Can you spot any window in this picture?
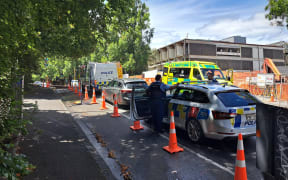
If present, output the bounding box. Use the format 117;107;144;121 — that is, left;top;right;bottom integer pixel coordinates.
126;82;147;89
201;69;225;80
170;68;191;78
216;91;260;107
173;88;209;103
216;47;240;57
113;81;120;87
192;90;210;103
163;67;168;75
108;81;115;87
117;82;123;88
173;88;194;100
193;69;201;80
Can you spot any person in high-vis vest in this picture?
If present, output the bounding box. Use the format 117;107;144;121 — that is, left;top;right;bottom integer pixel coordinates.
146;74;178;133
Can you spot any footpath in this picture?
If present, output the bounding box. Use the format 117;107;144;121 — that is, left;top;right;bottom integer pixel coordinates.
20;87;115;180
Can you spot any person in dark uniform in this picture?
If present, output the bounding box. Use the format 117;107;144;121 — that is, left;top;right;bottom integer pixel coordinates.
207;71;218;84
146;74;178;133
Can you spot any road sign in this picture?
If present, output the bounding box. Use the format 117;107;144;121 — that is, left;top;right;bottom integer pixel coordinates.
257;74;274;87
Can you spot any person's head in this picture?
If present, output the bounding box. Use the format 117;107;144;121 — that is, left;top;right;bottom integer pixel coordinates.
207;71;214;80
155;74;162;82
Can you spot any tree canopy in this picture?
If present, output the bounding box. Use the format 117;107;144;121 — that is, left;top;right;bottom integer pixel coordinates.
265;0;288;28
0;0;153;178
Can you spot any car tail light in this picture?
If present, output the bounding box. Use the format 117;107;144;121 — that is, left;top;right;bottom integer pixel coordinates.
188;107;199;118
212;111;236;120
121;89;132;93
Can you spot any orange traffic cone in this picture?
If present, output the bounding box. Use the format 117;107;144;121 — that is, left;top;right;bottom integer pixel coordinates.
130;120;144;131
234;133;247;180
99;92;108;110
270;87;275;102
68;83;71;90
111;95;120;117
78;84;82;97
91;88;98;104
74;85;78;94
163;111;183;154
84;86;89;100
46;81;50;88
71;84;74;91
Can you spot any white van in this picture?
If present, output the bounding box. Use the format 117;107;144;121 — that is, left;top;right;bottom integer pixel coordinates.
82;62;123;91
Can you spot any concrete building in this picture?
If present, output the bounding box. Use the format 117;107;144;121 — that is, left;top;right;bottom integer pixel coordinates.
149;36;285;71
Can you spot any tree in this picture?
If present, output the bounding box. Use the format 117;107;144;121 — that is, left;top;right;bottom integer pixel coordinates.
265;0;288;27
0;0;141;178
102;0;154;75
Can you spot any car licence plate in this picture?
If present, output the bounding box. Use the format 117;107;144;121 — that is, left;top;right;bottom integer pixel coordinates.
245;114;256;126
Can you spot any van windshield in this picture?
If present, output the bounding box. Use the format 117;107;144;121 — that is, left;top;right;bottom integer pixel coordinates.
201;69;225;80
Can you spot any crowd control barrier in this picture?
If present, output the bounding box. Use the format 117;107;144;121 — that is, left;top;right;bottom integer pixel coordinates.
256;103;288;180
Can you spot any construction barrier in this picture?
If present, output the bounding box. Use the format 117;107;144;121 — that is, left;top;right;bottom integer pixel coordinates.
232;72;288;101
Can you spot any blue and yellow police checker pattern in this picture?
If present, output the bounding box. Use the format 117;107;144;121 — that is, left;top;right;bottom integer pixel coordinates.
168;103;256;128
95;81;109;90
229;106;256;128
168;103;210;121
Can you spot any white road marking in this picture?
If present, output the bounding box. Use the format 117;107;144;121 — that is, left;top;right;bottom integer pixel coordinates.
120;112;235;176
66;97;234;177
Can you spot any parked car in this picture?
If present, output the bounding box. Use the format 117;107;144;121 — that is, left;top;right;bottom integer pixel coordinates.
33;81;46;87
102;78;147;106
33;81;42;86
132;83;260;143
165;83;259;142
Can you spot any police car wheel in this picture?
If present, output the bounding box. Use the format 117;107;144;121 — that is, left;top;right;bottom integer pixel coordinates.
186;119;204;143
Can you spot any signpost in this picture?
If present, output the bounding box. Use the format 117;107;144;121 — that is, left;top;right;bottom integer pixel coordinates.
257;73;274;87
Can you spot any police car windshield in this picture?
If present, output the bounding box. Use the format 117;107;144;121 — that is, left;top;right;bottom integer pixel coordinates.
216;91;259;107
201;69;225;80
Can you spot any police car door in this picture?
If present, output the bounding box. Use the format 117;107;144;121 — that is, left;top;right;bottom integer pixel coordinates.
168;88;193;129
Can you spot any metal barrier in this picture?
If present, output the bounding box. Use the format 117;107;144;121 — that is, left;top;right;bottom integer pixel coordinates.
256;103;288;180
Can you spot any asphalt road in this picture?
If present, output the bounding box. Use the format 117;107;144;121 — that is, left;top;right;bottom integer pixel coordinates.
56;87;263;180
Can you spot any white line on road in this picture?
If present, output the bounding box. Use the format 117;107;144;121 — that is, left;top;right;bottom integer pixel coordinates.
120;112;235;176
75;97;234;177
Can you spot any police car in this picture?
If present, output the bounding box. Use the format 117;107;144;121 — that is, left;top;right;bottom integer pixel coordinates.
165;83;259;143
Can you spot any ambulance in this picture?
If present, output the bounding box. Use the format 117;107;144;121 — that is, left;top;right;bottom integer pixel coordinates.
162;61;233;85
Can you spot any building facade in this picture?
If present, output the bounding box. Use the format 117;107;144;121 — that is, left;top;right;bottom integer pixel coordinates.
149;37;285;71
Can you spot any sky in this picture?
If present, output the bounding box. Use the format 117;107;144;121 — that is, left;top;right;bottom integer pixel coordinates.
145;0;288;49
